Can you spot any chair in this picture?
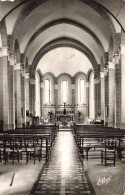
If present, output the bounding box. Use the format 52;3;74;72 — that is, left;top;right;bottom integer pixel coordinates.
3;137;22;165
0;137;4;162
24;136;41;165
101;139;116;166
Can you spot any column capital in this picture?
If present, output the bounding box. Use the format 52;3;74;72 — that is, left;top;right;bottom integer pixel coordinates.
8;55;15;66
94;78;100;84
25;73;29;79
86;82;89;87
40;82;43;88
114;54;120;64
108;61;115;69
104;68;108;76
21;69;26;77
100;72;104;78
120;44;125;55
0;47;8;57
14;63;21;70
30;78;35;85
71;84;75;89
55;84;58;89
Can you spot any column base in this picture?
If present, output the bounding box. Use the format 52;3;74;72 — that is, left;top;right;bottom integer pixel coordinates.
120;123;125;129
108;122;114;127
3;124;9;131
114;123;121;128
8;124;15;130
17;123;22;128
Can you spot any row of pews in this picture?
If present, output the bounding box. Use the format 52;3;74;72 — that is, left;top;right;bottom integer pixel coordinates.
0;124;59;165
72;124;125;162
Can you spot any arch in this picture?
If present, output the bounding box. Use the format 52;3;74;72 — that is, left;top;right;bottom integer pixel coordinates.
57;73;72;83
8;0;124;39
0;20;8;48
36;69;43;82
31;37;98;78
14;38;21;63
24;18;104;55
86;69;93;82
108;36;114;61
43;72;56;83
24;56;29;72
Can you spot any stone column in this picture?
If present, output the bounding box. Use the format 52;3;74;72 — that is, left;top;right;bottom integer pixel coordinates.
55;84;58;119
71;84;75;113
108;61;115;127
8;56;15;129
29;78;36;116
40;82;43;117
120;45;125;129
86;81;89;118
114;54;121;128
100;72;105;120
104;67;109;126
25;73;30;124
21;69;26;127
94;78;100;119
14;63;22;128
0;48;9;131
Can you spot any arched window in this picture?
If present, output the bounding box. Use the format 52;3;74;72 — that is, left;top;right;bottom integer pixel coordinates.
62;80;67;103
78;79;84;104
45;79;51;103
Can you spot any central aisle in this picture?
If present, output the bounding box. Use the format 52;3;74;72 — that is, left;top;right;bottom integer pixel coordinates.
32;131;95;195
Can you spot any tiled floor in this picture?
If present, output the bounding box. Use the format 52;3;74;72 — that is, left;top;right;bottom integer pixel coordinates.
32;131;95;195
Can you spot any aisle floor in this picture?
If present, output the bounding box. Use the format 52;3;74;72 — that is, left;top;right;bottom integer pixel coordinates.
32;131;95;195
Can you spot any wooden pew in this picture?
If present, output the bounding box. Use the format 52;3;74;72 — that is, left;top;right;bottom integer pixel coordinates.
0;125;58;163
72;125;125;160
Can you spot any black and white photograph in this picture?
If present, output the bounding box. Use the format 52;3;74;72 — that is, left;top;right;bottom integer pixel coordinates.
0;0;125;194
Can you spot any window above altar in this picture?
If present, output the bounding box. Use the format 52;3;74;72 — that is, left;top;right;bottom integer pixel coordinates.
78;78;84;104
62;80;68;103
45;79;51;103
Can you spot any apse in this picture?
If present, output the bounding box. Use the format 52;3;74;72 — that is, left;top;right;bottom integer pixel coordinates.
36;47;93;76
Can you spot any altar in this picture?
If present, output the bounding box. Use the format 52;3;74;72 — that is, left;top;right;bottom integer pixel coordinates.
56;114;74;122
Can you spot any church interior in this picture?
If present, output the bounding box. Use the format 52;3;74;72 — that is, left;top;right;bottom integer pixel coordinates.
0;0;125;194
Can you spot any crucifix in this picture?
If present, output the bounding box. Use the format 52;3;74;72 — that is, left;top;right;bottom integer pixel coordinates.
63;102;66;115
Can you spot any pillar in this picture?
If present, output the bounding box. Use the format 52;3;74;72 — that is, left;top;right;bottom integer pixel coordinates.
120;44;125;129
0;48;9;131
14;63;22;128
54;84;58;116
40;82;43;117
104;67;109;126
94;78;100;119
8;56;15;129
29;78;36;116
86;81;89;118
100;72;105;120
72;84;75;114
108;61;115;127
25;73;30;124
114;54;121;128
21;69;26;127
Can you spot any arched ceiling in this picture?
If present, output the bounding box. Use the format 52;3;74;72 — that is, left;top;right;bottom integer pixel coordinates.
0;0;124;75
37;47;92;77
26;23;103;65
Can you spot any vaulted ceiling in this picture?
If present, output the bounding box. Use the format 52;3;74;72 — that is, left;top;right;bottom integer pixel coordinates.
0;0;124;75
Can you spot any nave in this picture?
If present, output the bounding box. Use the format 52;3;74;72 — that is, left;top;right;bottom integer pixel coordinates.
32;131;94;195
0;127;125;195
